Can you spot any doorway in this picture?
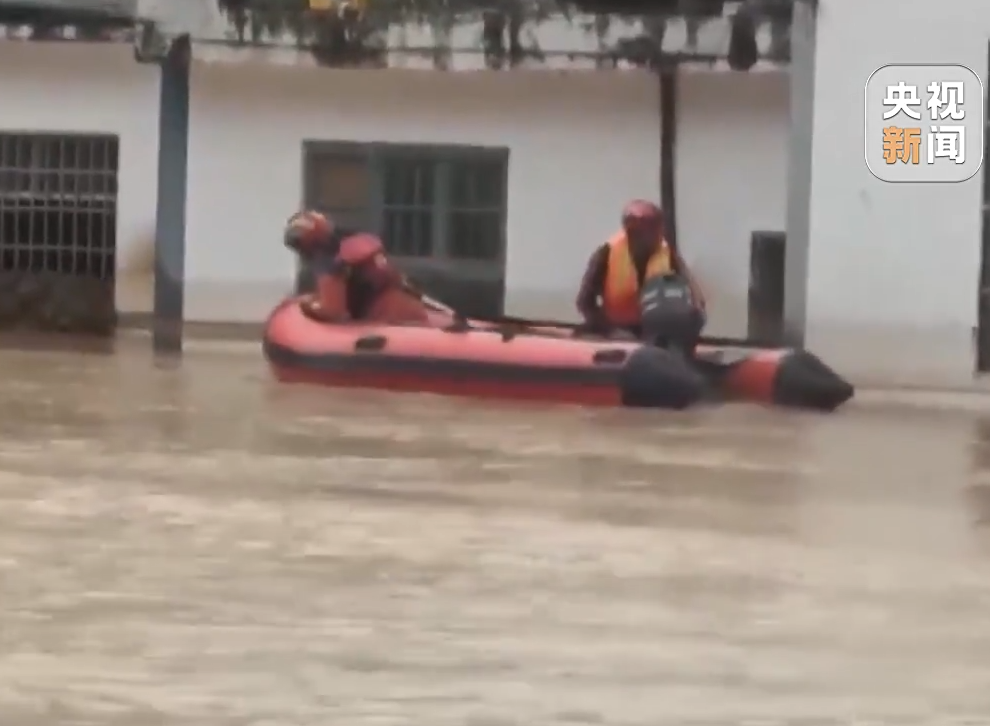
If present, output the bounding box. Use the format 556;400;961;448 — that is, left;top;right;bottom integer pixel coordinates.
978;43;990;371
748;230;786;344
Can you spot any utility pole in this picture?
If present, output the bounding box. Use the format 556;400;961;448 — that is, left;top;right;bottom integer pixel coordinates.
782;0;818;348
136;26;191;356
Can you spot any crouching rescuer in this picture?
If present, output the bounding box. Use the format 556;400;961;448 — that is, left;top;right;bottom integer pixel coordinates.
284;210;444;326
575;200;706;353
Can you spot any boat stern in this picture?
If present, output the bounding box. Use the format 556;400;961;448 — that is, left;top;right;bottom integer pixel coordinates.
772;350;854;411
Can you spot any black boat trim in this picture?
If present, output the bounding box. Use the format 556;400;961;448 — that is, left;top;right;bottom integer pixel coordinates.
264;338;622;387
263;338;705;409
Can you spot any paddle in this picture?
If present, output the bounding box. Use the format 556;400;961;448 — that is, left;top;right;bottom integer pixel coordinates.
400;280;460;317
483;314;783;349
419;292;459;317
401;282;480;333
403;281;781;350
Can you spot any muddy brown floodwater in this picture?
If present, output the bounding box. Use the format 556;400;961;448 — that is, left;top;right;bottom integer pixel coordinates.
1;338;990;725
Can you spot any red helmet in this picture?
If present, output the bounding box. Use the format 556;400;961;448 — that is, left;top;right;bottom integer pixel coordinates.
285;210;333;252
621;200;662;230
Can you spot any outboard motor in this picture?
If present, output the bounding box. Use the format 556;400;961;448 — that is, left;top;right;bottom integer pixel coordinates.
639;273;705;360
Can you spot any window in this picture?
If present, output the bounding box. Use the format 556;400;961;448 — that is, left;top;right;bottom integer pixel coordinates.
302;141;508;315
449;158;505;261
0;133;119;279
0;134;118;201
302;141;508;263
381;156;435;257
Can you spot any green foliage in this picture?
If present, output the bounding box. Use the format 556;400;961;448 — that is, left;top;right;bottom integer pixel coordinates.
213;0;664;68
216;0;306;45
212;0;785;69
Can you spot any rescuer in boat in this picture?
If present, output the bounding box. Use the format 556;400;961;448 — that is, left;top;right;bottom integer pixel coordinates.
575;200;707;340
283;210;437;325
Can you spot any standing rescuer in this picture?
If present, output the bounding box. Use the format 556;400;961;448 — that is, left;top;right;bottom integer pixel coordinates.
575;200;706;337
283;210;434;325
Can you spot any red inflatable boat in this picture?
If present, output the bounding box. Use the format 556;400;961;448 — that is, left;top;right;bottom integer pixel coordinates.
262;298;853;411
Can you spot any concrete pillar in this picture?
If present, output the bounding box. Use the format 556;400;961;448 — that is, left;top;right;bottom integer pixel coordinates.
782;0;817;348
659;67;679;246
152;34;191;355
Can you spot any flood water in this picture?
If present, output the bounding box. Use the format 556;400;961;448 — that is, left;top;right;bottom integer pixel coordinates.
1;338;990;725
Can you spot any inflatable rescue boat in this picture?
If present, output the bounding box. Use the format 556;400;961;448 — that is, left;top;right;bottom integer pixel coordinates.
262;297;854;411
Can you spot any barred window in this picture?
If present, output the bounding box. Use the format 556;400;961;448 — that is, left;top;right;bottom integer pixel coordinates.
0;133;118;279
302;141;508;315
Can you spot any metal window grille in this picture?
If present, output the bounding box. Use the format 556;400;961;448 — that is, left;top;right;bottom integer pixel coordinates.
0;133;119;280
303;142;508;263
302;142;508;315
448;158;505;262
381;156;435;258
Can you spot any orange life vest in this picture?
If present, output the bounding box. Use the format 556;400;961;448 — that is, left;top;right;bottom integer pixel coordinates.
601;231;672;326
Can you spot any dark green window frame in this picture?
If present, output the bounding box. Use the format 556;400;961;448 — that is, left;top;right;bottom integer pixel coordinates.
301;140;509;267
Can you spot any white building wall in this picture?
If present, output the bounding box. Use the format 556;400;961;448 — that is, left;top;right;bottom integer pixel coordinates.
677;71;788;338
185;63;789;328
183;63;662;323
0;41;790;337
808;0;990;384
